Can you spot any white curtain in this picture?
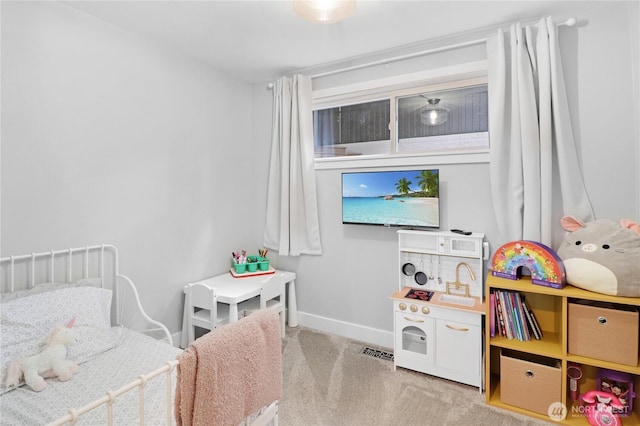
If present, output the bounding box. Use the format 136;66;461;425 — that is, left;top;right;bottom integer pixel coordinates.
487;17;594;247
263;74;322;256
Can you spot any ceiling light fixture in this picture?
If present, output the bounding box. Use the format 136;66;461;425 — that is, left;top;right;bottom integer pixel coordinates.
421;98;449;126
293;0;356;24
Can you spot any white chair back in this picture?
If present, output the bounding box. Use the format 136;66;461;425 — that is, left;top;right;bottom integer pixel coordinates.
239;279;286;335
186;282;229;345
259;279;285;309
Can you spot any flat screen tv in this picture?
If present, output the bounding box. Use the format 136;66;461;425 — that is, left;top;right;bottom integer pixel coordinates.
342;169;439;228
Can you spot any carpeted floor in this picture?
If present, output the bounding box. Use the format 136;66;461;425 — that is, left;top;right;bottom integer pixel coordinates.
280;327;554;426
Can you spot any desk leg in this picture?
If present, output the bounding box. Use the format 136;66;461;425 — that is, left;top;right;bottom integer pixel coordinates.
287;280;298;327
229;303;239;323
181;293;189;349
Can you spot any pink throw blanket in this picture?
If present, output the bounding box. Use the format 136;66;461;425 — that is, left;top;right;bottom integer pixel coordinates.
175;309;282;426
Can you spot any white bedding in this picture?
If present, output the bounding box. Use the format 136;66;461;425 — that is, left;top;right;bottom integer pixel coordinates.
1;327;182;425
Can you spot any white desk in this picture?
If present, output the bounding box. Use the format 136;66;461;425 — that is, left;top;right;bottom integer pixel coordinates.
181;269;296;348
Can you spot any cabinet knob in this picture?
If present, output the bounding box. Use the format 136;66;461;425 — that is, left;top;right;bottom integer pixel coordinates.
399;303;407;311
422;306;430;315
410;304;418;312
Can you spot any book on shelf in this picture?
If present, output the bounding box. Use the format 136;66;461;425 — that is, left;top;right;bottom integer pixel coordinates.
489;292;496;337
491;289;540;342
509;291;525;341
494;290;507;338
499;291;512;339
508;292;521;340
521;296;543;339
495;291;506;338
529;307;543;339
513;292;531;341
499;290;515;339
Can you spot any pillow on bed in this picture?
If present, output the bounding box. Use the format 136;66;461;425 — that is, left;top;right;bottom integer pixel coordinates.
0;278;103;303
1;286;122;394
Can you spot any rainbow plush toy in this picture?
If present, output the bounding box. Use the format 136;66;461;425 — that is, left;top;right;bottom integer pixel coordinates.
491;240;566;289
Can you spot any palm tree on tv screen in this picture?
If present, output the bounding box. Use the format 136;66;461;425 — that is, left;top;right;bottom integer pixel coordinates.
417;171;439;197
395;178;412;195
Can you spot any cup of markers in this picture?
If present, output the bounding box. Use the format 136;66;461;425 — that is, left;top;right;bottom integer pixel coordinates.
258;249;270;271
232;250;247;274
246;256;259;272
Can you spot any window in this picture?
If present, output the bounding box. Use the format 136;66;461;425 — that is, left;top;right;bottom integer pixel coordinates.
312;80;488;160
313;99;391;157
397;85;488;153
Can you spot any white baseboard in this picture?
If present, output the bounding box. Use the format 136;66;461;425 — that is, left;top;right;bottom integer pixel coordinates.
175;312;395;350
295;311;394;349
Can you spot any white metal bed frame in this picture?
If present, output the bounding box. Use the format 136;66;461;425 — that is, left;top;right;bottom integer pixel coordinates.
1;244;278;426
1;244;171;344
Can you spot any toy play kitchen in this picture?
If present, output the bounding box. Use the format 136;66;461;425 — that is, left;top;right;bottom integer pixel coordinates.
390;229;488;390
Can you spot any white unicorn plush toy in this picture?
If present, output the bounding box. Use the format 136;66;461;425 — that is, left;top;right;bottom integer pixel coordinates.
5;318;79;392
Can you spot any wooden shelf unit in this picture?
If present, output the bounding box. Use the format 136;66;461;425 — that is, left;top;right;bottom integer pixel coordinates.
485;274;640;424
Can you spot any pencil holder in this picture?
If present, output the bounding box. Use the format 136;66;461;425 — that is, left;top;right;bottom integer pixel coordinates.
246;256;259;272
258;257;270;271
233;262;247;274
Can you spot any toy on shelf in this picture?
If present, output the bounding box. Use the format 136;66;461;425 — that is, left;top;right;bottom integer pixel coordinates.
598;368;635;416
567;362;583;402
490;240;566;289
580;390;623;426
557;215;640;297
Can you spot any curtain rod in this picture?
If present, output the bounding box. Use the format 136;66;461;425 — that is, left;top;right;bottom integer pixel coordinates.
267;16;576;88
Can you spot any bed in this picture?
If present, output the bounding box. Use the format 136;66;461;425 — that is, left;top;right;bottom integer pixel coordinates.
0;244;280;425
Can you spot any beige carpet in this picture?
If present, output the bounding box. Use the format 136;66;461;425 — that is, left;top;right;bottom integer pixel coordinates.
280;327;554;426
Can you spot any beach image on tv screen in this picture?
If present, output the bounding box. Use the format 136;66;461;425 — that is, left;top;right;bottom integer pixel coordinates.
342;170;439;227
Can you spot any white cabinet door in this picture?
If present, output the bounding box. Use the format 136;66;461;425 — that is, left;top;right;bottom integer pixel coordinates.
435;317;481;378
394;311;435;371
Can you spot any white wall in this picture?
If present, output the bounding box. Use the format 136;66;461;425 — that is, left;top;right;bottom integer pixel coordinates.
252;2;640;347
632;2;640;216
1;1;261;334
567;3;639;222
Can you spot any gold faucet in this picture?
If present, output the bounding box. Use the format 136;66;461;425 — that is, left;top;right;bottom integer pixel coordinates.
445;262;476;297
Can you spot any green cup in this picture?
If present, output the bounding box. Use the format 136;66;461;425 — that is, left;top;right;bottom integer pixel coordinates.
233;262;247;274
258;257;270;271
247;262;258;272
